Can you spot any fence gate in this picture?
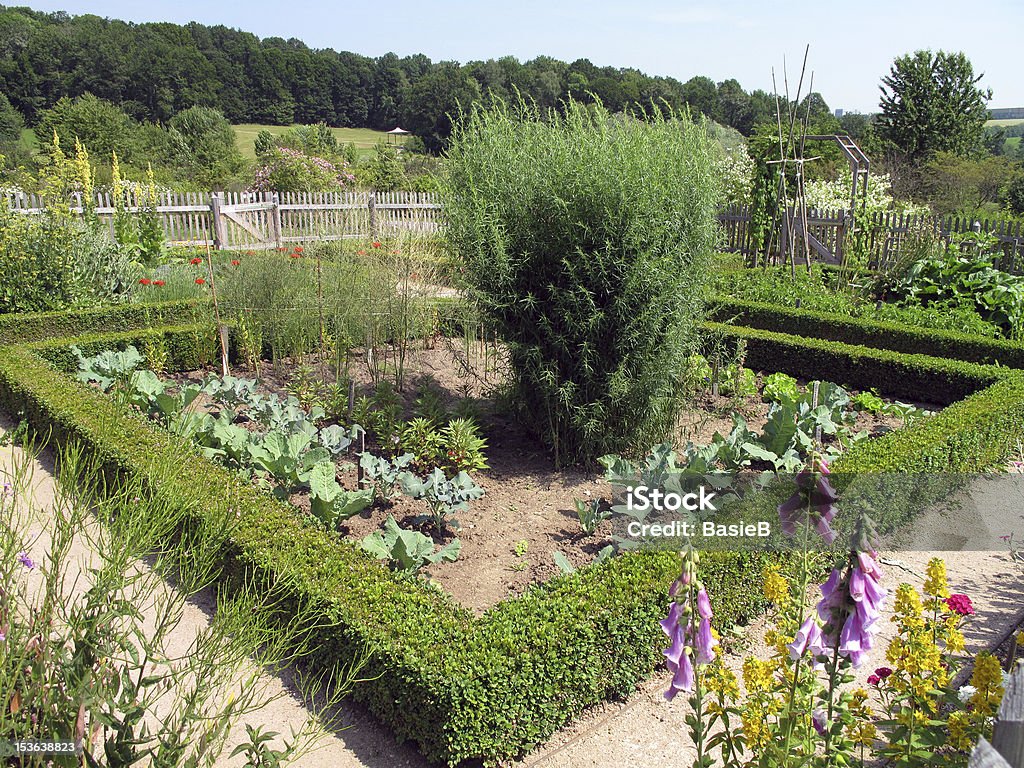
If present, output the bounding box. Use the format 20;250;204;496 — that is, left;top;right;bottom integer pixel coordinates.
211;192;281;251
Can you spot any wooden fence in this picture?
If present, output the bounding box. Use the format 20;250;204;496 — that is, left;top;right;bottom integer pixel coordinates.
719;204;1024;274
4;190;442;251
7;191;1024;272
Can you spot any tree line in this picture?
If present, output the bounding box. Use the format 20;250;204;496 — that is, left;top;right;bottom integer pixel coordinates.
0;4;791;150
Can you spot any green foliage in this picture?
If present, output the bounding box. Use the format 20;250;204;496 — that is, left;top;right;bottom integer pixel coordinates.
359;451;415;501
366;142;406;191
35;94;146;162
443;97;722;464
2;301;1024;767
850;389;885;414
882;232;1024;338
761;372;800;405
711;297;1024;369
308;460;373;529
250;146;354;193
711;267;1003;338
877;50;991;161
574;497;611;535
399;467;485;531
0;92;23;145
167;106;246;186
360;515;461;573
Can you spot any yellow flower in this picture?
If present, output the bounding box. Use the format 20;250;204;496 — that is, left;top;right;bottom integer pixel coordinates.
743;657;775;692
892;583;925;631
924;558;950;600
763;566;790;606
969;653;1005;717
947;710;972;751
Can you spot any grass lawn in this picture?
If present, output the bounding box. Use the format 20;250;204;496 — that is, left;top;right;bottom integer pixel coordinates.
232;124;391;159
18;127;37;151
986;117;1024;127
1007;136;1021;153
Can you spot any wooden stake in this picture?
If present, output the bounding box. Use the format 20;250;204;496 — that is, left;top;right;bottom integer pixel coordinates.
204;238;229;378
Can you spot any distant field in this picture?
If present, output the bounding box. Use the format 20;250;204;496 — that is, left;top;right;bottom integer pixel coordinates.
1007;136;1021;152
232;124;390;159
18;127;37;151
986;118;1024;127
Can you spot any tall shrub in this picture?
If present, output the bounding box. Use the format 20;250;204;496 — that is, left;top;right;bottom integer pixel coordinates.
443;99;723;464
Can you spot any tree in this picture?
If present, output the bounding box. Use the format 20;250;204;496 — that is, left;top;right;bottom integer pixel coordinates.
366;142;405;191
877;50;991;162
402;62;481;153
35;94;141;161
167;105;245;186
0;92;23;144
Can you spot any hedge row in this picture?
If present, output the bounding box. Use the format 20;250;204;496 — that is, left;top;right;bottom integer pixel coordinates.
710;298;1024;370
706;321;1004;405
0;299;210;345
0;323;779;766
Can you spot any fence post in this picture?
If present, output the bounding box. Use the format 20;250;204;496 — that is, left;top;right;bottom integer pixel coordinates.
368;190;378;241
991;664;1024;768
271;192;283;249
209;192;227;250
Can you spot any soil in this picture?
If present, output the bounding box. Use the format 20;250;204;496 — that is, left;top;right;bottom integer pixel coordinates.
169;339;941;614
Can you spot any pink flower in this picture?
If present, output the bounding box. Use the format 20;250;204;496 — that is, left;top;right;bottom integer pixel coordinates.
661;580;717;700
867;674;880;685
945;594;974;616
817;552;886;668
778;456;837;543
788;614;826;668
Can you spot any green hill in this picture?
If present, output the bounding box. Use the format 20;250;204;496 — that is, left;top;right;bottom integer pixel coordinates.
233;124;392;160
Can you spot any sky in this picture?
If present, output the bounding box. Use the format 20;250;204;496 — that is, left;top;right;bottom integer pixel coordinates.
21;0;1024;113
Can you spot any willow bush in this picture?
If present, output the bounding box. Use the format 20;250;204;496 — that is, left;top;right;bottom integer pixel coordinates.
443;98;723;465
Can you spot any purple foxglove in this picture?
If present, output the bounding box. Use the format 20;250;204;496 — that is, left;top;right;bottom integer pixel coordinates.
788;614;825;668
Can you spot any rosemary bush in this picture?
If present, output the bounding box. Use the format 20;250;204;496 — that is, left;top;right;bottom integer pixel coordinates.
443;98;723;464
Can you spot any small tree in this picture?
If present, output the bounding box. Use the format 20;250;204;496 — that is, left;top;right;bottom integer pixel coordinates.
443;98;722;465
367;143;405;191
877;50;991;162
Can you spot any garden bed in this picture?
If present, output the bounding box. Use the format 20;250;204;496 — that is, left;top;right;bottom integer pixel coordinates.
160;338;933;612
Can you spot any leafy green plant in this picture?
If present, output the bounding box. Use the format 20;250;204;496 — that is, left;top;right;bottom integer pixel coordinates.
443;96;722;465
308;460;373;529
248;432;330;497
439;417;488;474
553;546;614;574
400;467;485;532
574;497;611;535
401;417;444;470
73;343;144;390
359;452;415;501
851;389;885;414
762;372;801;405
360;515;461;574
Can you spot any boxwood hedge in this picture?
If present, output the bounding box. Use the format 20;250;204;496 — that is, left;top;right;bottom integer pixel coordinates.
0;301;1022;765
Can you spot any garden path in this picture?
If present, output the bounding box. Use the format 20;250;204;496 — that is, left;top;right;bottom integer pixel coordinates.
0;420;430;768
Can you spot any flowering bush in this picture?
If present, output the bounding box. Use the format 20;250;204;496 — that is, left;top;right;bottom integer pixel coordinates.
249;146;356;193
663;455;1008;767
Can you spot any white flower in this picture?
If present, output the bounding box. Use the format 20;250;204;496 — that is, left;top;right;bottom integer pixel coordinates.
957;684;977;703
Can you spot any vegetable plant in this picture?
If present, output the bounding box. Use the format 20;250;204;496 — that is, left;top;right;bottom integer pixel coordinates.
400;468;485;532
360;452;415;501
308;461;373;529
360;515;461;574
573;497;611;535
